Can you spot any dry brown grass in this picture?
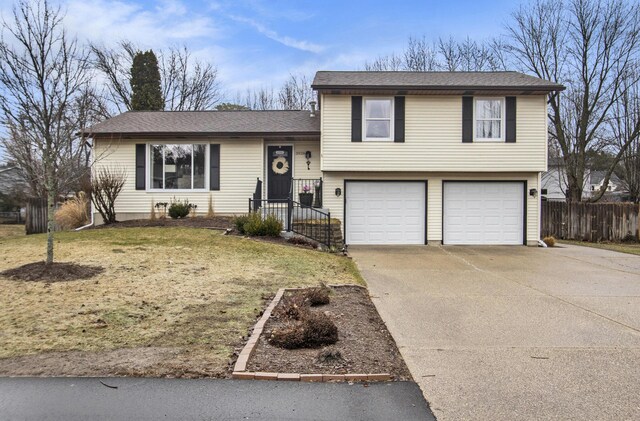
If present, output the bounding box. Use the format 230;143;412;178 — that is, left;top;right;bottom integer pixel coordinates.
0;227;363;377
0;224;24;240
560;240;640;256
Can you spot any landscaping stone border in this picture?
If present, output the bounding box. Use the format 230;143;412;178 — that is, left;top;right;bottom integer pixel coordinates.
232;284;392;382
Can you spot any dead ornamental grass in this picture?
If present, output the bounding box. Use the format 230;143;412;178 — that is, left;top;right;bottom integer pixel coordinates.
0;227;363;377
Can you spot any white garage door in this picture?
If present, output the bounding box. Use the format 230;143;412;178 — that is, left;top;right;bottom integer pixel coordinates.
443;182;524;245
346;182;426;245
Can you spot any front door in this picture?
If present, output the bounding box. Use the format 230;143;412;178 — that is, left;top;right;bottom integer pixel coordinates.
267;145;293;202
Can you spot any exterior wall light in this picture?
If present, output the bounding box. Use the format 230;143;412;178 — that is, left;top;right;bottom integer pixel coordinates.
335;187;342;197
529;188;538;197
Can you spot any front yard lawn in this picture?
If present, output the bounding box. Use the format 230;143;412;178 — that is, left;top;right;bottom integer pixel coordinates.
0;227;363;377
0;224;24;240
560;240;640;256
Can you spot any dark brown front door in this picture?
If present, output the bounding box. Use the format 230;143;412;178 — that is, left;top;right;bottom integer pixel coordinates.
267;145;293;202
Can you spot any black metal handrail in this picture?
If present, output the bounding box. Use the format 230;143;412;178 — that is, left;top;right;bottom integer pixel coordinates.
290;178;323;208
289;200;332;247
248;197;332;247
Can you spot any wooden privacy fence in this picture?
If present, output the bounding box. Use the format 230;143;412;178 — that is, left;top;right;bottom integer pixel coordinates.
25;197;48;235
541;201;640;242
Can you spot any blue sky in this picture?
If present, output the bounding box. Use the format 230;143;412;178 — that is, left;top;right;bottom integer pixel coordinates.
0;0;520;162
0;0;520;96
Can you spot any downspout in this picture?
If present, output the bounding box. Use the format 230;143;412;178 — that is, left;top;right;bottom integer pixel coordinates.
76;206;94;231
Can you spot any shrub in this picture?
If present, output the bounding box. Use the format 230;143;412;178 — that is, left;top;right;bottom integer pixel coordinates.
168;198;190;219
233;214;252;234
54;192;89;229
302;312;339;347
91;166;126;224
268;321;305;349
207;194;215;218
316;348;344;364
269;312;338;349
275;293;309;321
305;283;331;306
260;214;283;236
241;212;283;237
543;236;556;247
621;233;638;243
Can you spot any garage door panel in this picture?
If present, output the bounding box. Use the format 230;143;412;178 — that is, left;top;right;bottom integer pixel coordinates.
346;182;425;245
444;182;524;245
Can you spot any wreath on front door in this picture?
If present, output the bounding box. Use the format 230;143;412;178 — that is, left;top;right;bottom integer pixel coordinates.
272;156;290;175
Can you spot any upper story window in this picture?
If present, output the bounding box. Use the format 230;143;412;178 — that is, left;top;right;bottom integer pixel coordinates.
150;144;207;190
364;97;394;141
474;98;504;141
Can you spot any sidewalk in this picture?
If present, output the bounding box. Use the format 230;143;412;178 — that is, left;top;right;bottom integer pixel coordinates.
0;377;435;420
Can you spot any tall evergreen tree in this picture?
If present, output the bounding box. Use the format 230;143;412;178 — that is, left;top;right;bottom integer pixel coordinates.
130;50;163;111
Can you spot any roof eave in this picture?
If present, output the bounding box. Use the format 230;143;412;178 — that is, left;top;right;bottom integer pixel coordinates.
89;131;321;139
312;85;566;93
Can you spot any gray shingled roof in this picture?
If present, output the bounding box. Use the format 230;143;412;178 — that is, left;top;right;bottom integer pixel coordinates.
87;110;320;136
312;71;565;92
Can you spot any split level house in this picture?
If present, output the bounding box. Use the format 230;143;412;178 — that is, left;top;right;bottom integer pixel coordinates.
88;71;565;246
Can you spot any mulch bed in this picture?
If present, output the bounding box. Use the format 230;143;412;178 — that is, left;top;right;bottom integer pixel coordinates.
246;286;412;380
1;262;104;282
90;216;235;230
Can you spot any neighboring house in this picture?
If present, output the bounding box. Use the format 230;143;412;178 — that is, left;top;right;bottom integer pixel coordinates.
587;171;624;200
88;71;564;246
0;166;26;195
542;160;625;201
541;158;589;201
0;165;28;199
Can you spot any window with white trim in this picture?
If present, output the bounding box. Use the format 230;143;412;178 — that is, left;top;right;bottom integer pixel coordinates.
364;98;394;141
474;98;504;141
150;144;207;190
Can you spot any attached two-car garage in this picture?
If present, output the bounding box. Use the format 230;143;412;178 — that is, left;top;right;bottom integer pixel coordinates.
344;180;526;246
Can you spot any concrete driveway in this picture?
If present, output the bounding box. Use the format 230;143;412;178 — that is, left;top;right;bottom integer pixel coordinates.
350;244;640;421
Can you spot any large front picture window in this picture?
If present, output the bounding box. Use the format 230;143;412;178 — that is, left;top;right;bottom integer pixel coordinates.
364;98;393;141
475;98;504;141
150;144;206;190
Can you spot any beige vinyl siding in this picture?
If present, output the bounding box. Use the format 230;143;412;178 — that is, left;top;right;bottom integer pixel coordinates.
323;172;541;245
320;94;548;172
93;138;264;220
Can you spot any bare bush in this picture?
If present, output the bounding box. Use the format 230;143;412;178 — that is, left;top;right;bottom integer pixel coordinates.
91;167;126;224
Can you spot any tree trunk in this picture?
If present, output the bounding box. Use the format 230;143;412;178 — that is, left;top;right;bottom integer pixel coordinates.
46;162;55;265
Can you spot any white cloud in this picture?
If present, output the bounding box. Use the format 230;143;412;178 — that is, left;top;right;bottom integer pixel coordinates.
229;14;324;54
63;0;218;48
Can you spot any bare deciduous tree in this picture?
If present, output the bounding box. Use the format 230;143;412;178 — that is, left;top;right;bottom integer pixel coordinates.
90;42;220;113
278;74;314;110
439;36;504;71
504;0;640;202
236;74;315;110
610;66;640;202
364;35;503;72
161;46;220;111
0;0;90;263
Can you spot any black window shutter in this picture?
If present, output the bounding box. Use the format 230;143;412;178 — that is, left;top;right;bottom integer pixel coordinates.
462;96;473;143
505;96;517;143
135;144;146;190
351;96;362;142
209;144;220;191
394;96;405;143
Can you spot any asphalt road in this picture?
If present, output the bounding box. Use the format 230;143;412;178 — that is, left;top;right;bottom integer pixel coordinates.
0;377;435;421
